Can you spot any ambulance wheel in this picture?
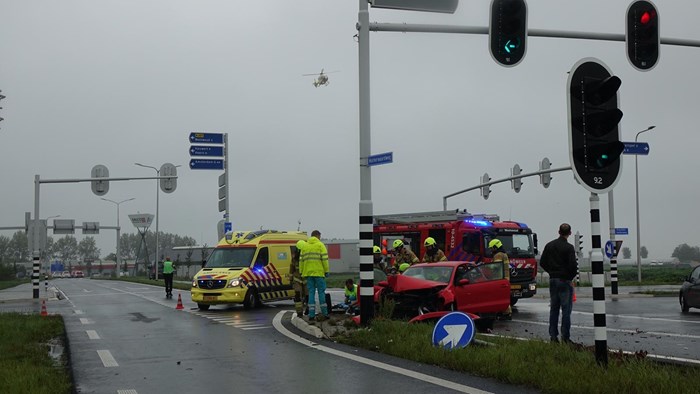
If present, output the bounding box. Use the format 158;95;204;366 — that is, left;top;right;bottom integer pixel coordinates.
197;303;210;311
243;289;259;309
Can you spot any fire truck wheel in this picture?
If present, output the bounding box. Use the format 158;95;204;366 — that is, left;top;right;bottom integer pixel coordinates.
243;289;259;309
510;297;518;306
197;303;210;311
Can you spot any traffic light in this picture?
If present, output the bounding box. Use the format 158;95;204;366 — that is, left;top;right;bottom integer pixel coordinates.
575;232;584;256
539;157;551;188
0;90;5;128
489;0;527;67
480;173;491;200
91;164;110;196
511;164;522;193
626;1;659;71
567;59;624;193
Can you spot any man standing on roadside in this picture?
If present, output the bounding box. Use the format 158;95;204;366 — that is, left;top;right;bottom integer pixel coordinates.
539;223;578;343
300;230;329;322
163;256;175;299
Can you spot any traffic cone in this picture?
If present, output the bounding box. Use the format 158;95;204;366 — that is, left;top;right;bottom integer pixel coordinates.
176;293;184;310
40;300;48;317
572;284;577;303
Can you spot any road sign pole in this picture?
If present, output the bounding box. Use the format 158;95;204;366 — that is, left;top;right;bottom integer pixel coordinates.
608;190;618;295
33;175;40;299
224;133;230;225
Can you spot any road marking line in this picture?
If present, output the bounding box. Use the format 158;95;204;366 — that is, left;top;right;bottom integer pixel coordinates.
97;350;118;367
273;311;491;394
240;326;271;330
511;319;700;340
117;390;138;394
82;289;92;292
74;310;84;315
229;323;264;328
86;330;100;340
79;318;94;325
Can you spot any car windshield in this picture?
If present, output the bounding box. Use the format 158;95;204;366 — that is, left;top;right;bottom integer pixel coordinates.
403;266;454;283
205;247;256;268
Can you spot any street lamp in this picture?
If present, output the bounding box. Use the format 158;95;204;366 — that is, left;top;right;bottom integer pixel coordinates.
101;198;135;274
635;125;656;283
135;163;180;280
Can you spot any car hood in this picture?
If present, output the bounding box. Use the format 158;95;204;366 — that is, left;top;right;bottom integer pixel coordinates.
195;268;246;280
388;274;448;292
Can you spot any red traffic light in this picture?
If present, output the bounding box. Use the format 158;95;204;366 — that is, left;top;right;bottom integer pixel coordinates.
640;11;652;25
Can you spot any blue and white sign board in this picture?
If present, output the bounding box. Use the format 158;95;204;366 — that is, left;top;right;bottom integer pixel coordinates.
368;152;393;167
224;222;232;234
614;228;629;235
190;159;224;170
432;312;475;350
623;142;650;155
604;240;615;259
189;132;224;144
190;145;224;157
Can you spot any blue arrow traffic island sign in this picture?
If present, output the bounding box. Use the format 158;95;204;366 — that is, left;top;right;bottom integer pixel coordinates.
604;240;615;259
190;132;224;144
190;159;224;170
623;142;650;155
432;312;475;350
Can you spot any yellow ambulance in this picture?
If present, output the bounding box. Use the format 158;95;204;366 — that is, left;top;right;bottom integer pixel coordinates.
191;230;307;310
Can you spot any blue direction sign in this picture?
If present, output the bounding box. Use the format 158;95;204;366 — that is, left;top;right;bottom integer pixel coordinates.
189;132;224;144
623;142;650;155
368;152;393;167
190;159;224;170
604;240;615;259
614;228;629;235
432;312;475;350
190;145;224;157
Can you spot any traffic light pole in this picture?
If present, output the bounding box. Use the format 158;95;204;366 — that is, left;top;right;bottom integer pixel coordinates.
608;191;618;295
590;193;608;367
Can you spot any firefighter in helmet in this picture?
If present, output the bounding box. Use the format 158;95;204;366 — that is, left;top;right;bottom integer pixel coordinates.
422;237;447;263
291;240;309;318
373;245;387;271
393;239;419;268
489;238;512;319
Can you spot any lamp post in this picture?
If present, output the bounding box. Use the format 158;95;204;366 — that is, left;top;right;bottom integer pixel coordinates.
101;198;135;275
635;125;656;283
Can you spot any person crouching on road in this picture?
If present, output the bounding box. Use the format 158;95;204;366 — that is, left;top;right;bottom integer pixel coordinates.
489;239;512;320
300;230;330;322
291;240;309;318
163;256;175;298
422;237;447;263
343;279;358;315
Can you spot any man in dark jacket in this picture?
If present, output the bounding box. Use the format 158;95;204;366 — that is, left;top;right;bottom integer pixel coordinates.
539;223;577;343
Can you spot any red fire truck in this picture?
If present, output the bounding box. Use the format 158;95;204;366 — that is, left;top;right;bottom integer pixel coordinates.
373;209;539;305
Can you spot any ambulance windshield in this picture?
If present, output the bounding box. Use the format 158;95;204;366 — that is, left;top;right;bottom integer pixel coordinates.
205;247;256;268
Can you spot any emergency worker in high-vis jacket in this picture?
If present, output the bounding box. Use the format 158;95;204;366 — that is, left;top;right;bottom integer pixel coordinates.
489;239;512;319
393;239;419;267
300;230;330;321
290;240;309;317
422;237;447;263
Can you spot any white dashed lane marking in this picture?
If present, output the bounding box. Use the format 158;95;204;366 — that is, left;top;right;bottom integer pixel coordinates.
97;350;119;367
86;330;100;340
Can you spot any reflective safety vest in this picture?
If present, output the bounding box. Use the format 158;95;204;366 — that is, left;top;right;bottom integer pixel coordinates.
163;260;174;274
344;284;357;301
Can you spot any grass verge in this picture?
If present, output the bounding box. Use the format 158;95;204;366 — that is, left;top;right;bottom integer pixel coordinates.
336;319;697;394
0;279;30;291
0;313;72;394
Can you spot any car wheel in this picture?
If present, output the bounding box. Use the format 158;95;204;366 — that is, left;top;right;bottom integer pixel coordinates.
243;289;258;309
197;303;210;311
510;297;518;306
680;294;690;313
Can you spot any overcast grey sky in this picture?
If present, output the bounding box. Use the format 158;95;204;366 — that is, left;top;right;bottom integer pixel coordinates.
1;1;697;260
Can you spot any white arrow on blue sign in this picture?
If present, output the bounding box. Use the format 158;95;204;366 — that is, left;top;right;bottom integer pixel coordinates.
190;159;224;170
189;132;224;144
604;240;615;259
190;145;224;157
623;142;650;155
432;312;475;350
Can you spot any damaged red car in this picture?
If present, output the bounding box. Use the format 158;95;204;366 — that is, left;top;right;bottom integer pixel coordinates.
376;261;511;328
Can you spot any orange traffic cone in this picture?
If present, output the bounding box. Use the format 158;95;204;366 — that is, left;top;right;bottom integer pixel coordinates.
572;284;577;303
176;293;184;310
40;299;48;317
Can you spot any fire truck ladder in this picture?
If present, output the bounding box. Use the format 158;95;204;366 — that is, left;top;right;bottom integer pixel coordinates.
374;209;500;224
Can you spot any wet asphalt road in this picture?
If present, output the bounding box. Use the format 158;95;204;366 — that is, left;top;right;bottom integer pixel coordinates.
2;280;699;393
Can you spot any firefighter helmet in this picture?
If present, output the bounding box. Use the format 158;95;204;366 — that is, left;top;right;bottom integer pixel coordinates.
398;263;410;273
393;239;404;249
488;239;503;249
424;237;437;247
373;245;381;254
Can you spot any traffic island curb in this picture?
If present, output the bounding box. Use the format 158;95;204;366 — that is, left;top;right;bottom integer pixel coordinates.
290;314;325;338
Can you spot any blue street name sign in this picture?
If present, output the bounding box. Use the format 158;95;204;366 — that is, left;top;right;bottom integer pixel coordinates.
432;312;475;350
623;142;650;155
190;145;224;157
368;152;393;167
614;228;629;235
190;159;224;170
189;132;224;144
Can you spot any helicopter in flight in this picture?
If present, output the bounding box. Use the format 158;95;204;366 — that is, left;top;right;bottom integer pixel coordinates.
302;69;339;87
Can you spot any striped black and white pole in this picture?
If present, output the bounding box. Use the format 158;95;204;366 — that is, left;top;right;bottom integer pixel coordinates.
359;200;375;325
32;251;40;299
590;193;608;366
44;272;48;293
608;190;618;295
